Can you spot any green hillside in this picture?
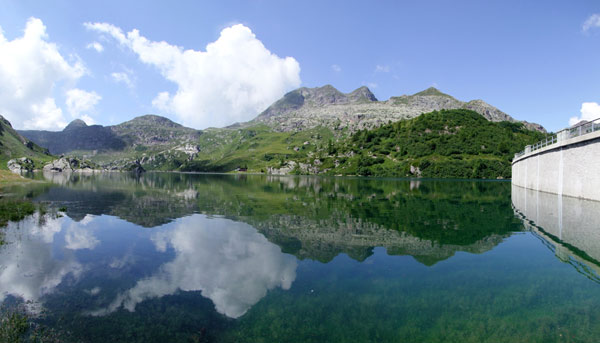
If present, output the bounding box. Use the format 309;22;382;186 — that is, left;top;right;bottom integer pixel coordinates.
316;109;546;178
180;125;333;172
0;116;54;170
177;109;545;179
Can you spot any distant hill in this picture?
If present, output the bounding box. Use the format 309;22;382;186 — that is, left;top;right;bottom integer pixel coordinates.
19;120;126;154
253;85;545;133
19;115;200;155
111;115;200;147
0;115;53;170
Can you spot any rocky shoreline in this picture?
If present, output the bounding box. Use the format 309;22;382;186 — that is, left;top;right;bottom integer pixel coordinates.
7;157;145;174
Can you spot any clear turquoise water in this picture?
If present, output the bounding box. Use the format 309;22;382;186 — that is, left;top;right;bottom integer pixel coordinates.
1;173;600;342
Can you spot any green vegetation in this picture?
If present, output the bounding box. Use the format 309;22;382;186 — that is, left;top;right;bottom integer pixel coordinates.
0;200;38;245
0;306;62;342
0;308;28;343
179;125;333;172
177;109;545;179
0;117;54;170
0;200;36;228
313;109;547;178
0;170;33;185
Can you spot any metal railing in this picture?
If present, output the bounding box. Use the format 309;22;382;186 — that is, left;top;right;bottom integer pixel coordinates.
530;135;558;153
567;118;600;139
515;117;600;159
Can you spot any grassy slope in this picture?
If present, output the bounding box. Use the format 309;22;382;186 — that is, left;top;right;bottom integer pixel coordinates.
180;124;333;172
0;170;33;185
0;120;54;170
302;109;546;178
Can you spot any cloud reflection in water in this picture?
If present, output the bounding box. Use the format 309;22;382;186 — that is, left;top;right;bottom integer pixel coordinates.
0;214;83;312
91;215;297;318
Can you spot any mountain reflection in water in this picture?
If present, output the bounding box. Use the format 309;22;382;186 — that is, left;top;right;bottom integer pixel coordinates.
1;173;600;342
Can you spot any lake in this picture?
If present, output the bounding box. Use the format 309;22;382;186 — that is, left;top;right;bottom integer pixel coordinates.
1;172;600;342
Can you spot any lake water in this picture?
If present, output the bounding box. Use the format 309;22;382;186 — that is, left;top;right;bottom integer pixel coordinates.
1;173;600;342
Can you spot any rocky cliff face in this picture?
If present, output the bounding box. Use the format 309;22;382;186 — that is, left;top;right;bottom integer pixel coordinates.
254;85;545;133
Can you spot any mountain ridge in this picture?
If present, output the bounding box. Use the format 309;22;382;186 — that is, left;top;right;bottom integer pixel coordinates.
254;85;545;133
19;114;201;155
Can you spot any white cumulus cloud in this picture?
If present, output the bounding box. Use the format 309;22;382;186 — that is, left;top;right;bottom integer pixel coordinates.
111;72;134;88
583;14;600;32
375;64;390;73
569;102;600;126
65;88;101;121
86;41;104;52
0;17;86;130
85;22;301;128
331;64;341;72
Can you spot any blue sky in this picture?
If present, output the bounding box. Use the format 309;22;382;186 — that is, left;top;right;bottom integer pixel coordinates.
0;0;599;132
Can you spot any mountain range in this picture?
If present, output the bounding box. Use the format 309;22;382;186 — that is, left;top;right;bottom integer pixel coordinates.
19;114;200;155
250;85;545;133
6;85;547;177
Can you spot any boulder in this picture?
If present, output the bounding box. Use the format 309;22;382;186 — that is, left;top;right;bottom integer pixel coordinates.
43;157;100;173
7;157;34;173
43;157;74;173
267;161;297;175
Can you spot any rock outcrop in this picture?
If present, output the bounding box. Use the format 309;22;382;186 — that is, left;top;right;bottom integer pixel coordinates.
43;157;98;173
7;157;34;173
254;85;546;133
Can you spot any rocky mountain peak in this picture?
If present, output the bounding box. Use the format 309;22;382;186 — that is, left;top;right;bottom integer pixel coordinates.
412;87;452;98
64;119;88;131
253;84;546;133
257;85;380;121
119;115;183;129
349;86;378;102
299;85;347;106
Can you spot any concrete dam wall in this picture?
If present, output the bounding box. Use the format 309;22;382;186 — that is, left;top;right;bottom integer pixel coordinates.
512;121;600;201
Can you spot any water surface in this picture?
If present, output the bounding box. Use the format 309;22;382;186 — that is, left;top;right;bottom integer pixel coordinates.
1;173;599;342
